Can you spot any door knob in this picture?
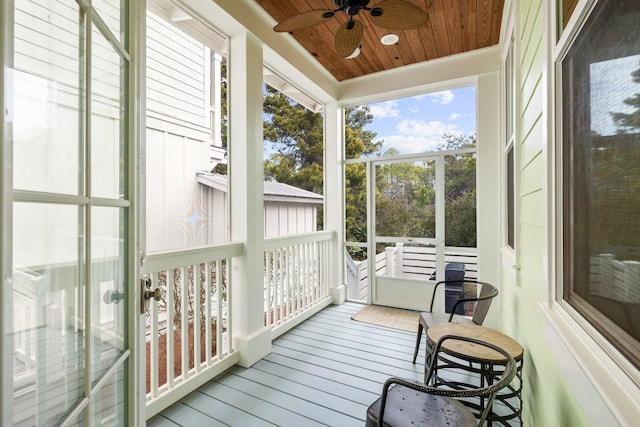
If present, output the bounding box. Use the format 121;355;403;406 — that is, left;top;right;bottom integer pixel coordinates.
141;274;162;314
144;287;162;302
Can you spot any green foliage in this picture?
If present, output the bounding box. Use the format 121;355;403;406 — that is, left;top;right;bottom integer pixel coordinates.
261;86;477;248
441;133;477;247
263;85;324;195
374;159;436;239
220;63;228;147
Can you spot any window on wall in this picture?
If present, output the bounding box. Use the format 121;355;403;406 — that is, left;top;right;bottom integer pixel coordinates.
561;0;640;368
505;33;516;250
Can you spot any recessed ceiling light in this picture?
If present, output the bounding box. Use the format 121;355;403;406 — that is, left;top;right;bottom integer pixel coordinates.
346;47;361;59
380;34;399;45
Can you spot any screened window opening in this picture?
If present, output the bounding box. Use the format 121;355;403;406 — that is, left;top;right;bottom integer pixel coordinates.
561;0;640;368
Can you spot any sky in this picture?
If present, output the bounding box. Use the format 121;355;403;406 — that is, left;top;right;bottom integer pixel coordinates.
590;54;640;136
362;86;477;155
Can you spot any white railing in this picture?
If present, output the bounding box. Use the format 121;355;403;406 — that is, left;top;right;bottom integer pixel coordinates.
144;243;242;417
346;245;478;301
264;231;334;334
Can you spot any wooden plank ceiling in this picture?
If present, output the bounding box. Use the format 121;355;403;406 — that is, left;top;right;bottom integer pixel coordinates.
256;0;505;81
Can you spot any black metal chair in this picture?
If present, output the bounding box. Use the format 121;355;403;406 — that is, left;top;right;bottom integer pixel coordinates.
366;335;516;427
412;279;498;363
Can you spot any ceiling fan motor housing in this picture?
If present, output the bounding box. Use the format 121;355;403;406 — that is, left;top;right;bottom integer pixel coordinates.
334;0;371;16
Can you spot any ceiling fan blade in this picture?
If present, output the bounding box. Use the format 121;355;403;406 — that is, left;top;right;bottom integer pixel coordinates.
273;9;335;32
370;0;429;30
335;20;364;58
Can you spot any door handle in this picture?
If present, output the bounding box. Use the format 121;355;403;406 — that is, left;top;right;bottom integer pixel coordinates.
141;274;162;314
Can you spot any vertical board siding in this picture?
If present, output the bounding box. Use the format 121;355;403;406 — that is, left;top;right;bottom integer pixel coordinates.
146;128;213;253
264;202;318;238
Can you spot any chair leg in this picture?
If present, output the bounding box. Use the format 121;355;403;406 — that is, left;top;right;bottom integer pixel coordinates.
412;322;424;364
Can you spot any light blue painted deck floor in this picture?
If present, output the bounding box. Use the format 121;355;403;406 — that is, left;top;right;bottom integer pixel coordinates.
147;302;425;426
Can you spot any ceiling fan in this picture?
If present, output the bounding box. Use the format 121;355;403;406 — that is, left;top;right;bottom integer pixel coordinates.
273;0;429;58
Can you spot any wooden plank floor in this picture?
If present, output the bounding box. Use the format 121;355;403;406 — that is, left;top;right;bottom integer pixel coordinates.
147;302;425;426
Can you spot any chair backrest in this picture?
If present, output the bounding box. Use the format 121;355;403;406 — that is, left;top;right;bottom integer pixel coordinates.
471;282;498;325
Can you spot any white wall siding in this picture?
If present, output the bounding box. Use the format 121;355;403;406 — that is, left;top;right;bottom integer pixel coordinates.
146;11;207;127
146;128;212;252
264;203;318;238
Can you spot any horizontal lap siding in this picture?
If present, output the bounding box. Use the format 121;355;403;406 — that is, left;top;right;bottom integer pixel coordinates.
146;11;207;127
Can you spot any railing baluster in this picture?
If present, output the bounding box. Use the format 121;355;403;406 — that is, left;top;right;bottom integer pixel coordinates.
194;263;201;373
285;246;295;320
217;259;224;356
167;269;175;388
150;272;159;397
302;243;306;308
205;261;212;364
278;248;284;324
294;246;299;316
180;267;188;380
266;251;272;327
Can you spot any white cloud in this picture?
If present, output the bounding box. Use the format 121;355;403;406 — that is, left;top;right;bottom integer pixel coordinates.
449;113;461;120
428;90;455;104
397;119;458;137
380;135;442;153
369;100;399;118
375;119;463;153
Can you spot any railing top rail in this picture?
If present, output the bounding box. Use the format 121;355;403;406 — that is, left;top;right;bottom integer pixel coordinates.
264;230;335;251
144;242;244;272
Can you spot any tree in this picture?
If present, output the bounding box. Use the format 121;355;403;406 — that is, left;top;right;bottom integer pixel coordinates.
344;106;382;253
263;88;381;236
611;67;640;133
440;133;477;247
263;85;325;195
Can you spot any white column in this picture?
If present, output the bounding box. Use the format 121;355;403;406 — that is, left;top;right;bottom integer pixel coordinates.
477;72;502;326
324;102;346;303
229;32;271;367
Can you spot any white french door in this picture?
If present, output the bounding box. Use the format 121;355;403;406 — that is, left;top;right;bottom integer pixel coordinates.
1;0;142;425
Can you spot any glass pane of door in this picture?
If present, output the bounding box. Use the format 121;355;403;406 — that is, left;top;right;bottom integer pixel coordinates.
4;0;134;424
12;1;81;195
374;159;437;276
91;206;126;384
12;202;84;425
372;158;443;310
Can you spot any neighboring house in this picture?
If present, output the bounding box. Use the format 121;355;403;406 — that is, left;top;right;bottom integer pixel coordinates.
145;6;321;253
197;172;322;241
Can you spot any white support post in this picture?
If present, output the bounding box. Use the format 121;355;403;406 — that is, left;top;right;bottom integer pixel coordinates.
324;102;346;304
385;247;396;277
229;32;271;367
396;243;404;277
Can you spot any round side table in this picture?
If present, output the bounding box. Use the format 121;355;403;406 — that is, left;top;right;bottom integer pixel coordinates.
426;322;524;426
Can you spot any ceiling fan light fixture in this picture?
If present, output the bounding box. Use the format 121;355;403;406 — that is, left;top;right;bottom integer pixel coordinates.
380;33;399;45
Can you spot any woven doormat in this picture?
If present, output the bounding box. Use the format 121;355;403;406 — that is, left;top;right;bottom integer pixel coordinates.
351;305;420;332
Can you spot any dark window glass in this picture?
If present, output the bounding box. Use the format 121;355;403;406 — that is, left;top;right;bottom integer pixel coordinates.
507;147;514;249
562;0;640;368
